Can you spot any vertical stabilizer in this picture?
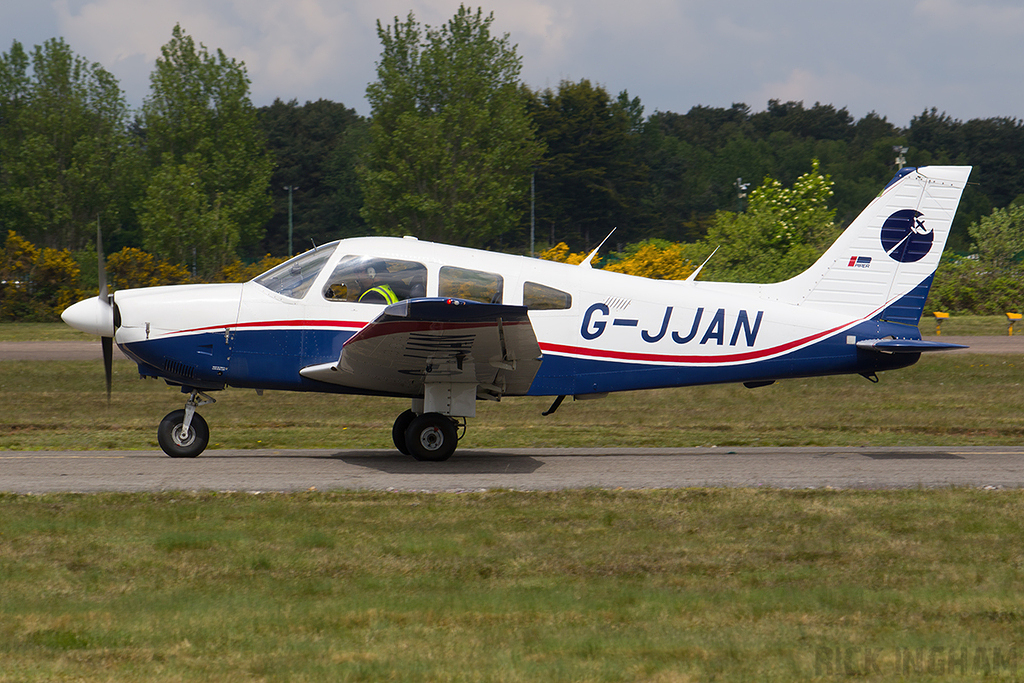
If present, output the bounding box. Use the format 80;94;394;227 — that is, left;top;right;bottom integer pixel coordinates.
771;166;971;325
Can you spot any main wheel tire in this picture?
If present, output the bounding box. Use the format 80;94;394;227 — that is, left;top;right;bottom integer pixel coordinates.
392;409;416;455
404;413;458;462
157;409;210;458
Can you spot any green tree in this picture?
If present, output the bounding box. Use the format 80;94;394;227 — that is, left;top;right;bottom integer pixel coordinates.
360;5;543;247
139;25;272;274
139;153;236;276
922;200;1024;315
0;39;132;250
700;159;838;283
529;80;647;249
907;109;1024;251
257;98;369;254
969;203;1024;273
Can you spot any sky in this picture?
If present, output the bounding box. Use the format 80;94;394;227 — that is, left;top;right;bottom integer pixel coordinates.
3;0;1023;127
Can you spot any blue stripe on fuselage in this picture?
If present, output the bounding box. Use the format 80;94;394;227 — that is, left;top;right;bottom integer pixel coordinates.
123;327;361;393
526;319;921;395
122;320;921;396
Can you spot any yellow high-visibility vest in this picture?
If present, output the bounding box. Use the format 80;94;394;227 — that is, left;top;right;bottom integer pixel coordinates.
359;284;399;304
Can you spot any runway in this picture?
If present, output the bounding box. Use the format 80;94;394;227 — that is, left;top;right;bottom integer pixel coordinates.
3;446;1024;493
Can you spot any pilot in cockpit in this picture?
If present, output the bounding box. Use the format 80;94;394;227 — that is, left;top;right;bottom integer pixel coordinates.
356;266;399;304
323;257;425;304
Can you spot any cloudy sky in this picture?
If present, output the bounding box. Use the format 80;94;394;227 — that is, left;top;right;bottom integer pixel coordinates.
3;0;1023;127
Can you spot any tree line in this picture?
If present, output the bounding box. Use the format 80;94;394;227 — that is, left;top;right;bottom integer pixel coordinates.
3;6;1024;319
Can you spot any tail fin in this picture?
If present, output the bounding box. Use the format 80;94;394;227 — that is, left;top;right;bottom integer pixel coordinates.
774;166;972;325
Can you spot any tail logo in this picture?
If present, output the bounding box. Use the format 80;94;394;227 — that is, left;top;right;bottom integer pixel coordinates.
881;209;932;263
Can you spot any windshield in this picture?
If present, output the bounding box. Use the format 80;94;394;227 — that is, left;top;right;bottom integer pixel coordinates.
253;245;335;299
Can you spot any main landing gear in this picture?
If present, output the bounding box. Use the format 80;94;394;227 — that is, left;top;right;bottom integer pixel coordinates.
157;390;215;458
392;409;462;462
155;392;464;462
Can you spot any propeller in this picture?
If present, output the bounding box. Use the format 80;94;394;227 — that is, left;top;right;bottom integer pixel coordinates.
97;223;113;402
61;222;116;402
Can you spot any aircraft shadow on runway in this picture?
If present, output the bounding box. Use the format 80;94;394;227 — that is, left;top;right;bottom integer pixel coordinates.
860;452;964;460
329;451;545;475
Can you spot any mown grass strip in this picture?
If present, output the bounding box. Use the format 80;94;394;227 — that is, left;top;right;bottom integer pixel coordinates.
1;489;1023;682
3;352;1024;450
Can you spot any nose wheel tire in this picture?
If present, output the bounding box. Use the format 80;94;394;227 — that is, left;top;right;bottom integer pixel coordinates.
157;409;210;458
405;413;458;462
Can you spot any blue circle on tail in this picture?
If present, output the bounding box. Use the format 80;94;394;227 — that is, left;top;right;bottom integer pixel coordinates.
881;209;932;263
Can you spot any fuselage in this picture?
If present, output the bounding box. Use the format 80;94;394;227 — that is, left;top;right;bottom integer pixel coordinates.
105;235;919;397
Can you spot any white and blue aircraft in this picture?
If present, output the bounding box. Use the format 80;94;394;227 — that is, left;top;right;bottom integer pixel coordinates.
62;165;972;461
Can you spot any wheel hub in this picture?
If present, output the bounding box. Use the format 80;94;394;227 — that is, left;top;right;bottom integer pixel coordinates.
418;427;444;451
173;425;196;447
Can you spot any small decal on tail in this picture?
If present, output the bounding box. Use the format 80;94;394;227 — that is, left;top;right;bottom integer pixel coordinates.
881;209;932;263
847;256;872;268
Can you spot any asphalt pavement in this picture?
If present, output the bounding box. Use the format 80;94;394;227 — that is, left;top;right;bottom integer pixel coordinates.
2;446;1024;493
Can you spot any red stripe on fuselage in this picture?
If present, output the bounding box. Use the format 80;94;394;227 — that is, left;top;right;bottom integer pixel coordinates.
167;319;367;336
539;320;851;365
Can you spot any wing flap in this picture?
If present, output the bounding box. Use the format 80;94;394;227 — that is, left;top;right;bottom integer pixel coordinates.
300;298;541;397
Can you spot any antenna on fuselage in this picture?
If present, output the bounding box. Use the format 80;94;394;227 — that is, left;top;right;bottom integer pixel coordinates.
580;228;616;268
685;246;719;282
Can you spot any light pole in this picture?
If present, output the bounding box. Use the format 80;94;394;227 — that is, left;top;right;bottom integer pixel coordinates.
283;185;299;257
893;146;908;171
735;177;750;212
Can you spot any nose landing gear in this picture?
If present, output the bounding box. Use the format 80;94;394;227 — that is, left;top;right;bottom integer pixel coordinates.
157;390;215;458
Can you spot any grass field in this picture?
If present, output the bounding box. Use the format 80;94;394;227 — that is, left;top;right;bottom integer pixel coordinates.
2;321;1024;681
2;488;1024;682
0;322;96;341
2;351;1023;451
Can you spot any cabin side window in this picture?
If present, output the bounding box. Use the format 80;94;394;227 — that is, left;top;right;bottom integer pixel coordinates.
438;266;503;304
322;255;427;304
523;281;572;310
254;247;333;299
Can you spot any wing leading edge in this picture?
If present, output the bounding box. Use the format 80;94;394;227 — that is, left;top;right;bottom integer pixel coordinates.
300;298;542;413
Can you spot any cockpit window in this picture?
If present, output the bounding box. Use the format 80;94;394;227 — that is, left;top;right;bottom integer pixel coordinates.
439;266;503;304
253;247;334;299
524;281;572;310
323;255;427;304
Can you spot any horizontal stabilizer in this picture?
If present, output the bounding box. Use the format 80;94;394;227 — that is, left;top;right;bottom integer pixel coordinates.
856;338;968;354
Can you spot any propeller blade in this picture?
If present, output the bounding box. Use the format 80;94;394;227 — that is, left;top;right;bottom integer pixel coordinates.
98;218;113;403
102;335;113;402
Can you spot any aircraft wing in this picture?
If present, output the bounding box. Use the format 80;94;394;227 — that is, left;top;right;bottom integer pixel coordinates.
300;298;542;399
